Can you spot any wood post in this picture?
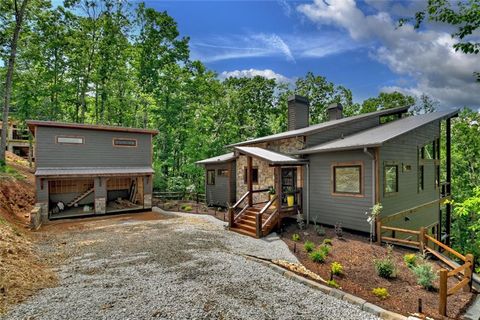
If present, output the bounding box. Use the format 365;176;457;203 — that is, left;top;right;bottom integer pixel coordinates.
228;207;234;227
376;220;382;245
419;227;426;253
465;254;474;293
275;166;282;211
247;156;253;207
255;213;262;238
439;269;448;317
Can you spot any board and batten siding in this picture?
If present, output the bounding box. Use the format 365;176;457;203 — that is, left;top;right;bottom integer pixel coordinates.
378;121;441;230
306;117;380;148
205;162;235;207
307;150;374;233
34;126;152;168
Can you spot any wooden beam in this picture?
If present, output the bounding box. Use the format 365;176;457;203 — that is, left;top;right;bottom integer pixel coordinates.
439;269;448;316
275;167;282;212
247;156;253;207
380;199;441;224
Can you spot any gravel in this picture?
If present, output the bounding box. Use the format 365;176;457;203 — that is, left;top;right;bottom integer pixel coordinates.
2;209;379;320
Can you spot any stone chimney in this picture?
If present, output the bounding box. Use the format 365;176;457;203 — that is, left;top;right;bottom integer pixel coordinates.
327;103;343;121
288;95;309;131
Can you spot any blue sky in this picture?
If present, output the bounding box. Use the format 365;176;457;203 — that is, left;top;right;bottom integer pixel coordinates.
145;0;479;109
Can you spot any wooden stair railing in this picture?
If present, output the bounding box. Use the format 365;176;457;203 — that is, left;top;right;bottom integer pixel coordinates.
67;187;94;207
256;195;277;238
228;191;250;227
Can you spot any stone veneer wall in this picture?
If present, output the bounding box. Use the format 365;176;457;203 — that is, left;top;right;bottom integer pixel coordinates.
236;137;306;202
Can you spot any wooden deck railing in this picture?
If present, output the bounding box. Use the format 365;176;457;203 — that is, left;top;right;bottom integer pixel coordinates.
377;223;475;317
152;191;206;203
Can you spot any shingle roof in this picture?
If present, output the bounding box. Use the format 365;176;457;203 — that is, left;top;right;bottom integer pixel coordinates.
35;167;154;177
27;120;159;135
195;152;236;165
235;146;307;165
227;106;409;147
297;110;458;154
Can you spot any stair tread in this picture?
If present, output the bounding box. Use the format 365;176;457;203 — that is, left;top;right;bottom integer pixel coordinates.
230;227;257;238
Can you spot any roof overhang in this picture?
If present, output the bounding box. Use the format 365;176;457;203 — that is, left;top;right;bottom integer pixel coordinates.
195;152;236;165
27;120;159;136
35;167;154;178
235;146;307;165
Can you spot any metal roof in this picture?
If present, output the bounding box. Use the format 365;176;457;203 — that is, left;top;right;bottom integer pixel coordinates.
195;152;236;165
27;120;159;136
235;146;307;165
297;110;459;154
227;106;409;147
35;167;154;177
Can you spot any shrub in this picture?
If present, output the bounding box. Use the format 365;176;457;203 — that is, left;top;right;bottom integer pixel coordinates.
374;258;396;279
372;287;389;299
304;241;315;253
331;262;343;275
314;224;326;236
296;213;305;230
327;279;339;288
319;244;331;256
180;204;192;211
323;238;333;246
292;233;301;242
412;262;438;290
403;253;417;268
309;250;326;263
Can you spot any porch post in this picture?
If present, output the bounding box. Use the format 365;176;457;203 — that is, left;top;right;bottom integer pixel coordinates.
445;118;452;246
275;166;282;211
247;156;253;206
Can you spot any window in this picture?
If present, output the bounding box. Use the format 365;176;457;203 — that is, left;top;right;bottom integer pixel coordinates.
207;170;215;185
218;169;228;177
243;167;259;184
418;165;424;191
113;138;137;147
333;165;362;195
56;136;84;144
384;164;398;194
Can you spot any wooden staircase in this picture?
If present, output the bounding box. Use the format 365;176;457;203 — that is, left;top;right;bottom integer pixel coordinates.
230;205;279;238
67;187;94;207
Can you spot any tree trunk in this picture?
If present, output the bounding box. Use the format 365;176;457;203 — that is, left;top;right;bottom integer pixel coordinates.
1;0;29;165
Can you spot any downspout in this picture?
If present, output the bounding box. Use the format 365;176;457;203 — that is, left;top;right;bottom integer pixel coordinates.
305;163;310;225
363;147;376;207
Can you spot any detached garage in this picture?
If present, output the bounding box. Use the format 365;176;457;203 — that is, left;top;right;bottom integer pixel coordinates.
27;120;158;222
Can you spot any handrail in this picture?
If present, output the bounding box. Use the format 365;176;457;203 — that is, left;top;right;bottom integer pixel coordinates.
425;234;466;262
260;195;277;215
252;188;270;194
234;206;249;222
262;208;279;229
232;191;250;209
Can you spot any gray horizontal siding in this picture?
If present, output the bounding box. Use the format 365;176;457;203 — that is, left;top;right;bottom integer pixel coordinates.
379;121;441;228
307;150;374;233
35;126;152;168
205;163;231;207
306;117;379;147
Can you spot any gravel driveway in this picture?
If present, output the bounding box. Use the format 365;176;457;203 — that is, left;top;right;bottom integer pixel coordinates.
3;209;378;320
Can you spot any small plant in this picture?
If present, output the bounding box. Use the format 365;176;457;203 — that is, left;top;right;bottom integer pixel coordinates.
319;244;331;256
312;217;326;236
296;213;305;230
180;204;192;211
366;203;383;244
372;287;389;299
327;279;339;288
374;258;396;279
304;241;315;252
323;238;333;246
285;186;295;195
309;250;326;263
268;186;276;195
412;261;438;290
334;223;343;239
403;253;417;268
292;233;301;242
331;262;343;275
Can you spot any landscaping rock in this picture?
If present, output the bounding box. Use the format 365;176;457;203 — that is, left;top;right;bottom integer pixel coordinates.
363;302;386;316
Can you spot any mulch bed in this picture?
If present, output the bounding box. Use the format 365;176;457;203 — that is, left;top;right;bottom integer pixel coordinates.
282;223;475;319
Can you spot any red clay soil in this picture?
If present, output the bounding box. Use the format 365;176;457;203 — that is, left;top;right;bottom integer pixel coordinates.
283;224;475;319
0;152;57;314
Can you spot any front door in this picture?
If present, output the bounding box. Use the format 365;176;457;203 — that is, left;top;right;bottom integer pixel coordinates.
281;168;297;204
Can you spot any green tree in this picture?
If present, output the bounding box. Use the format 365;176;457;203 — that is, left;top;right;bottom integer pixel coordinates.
360;91;415;114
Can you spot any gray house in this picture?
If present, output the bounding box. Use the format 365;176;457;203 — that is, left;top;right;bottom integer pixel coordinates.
197;96;456;241
27;121;158;222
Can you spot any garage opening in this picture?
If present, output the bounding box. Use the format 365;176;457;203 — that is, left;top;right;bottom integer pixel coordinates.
106;177;144;213
48;179;95;219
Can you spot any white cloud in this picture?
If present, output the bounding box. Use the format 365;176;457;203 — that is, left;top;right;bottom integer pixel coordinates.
278;0;292;17
297;0;480;109
219;69;292;83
